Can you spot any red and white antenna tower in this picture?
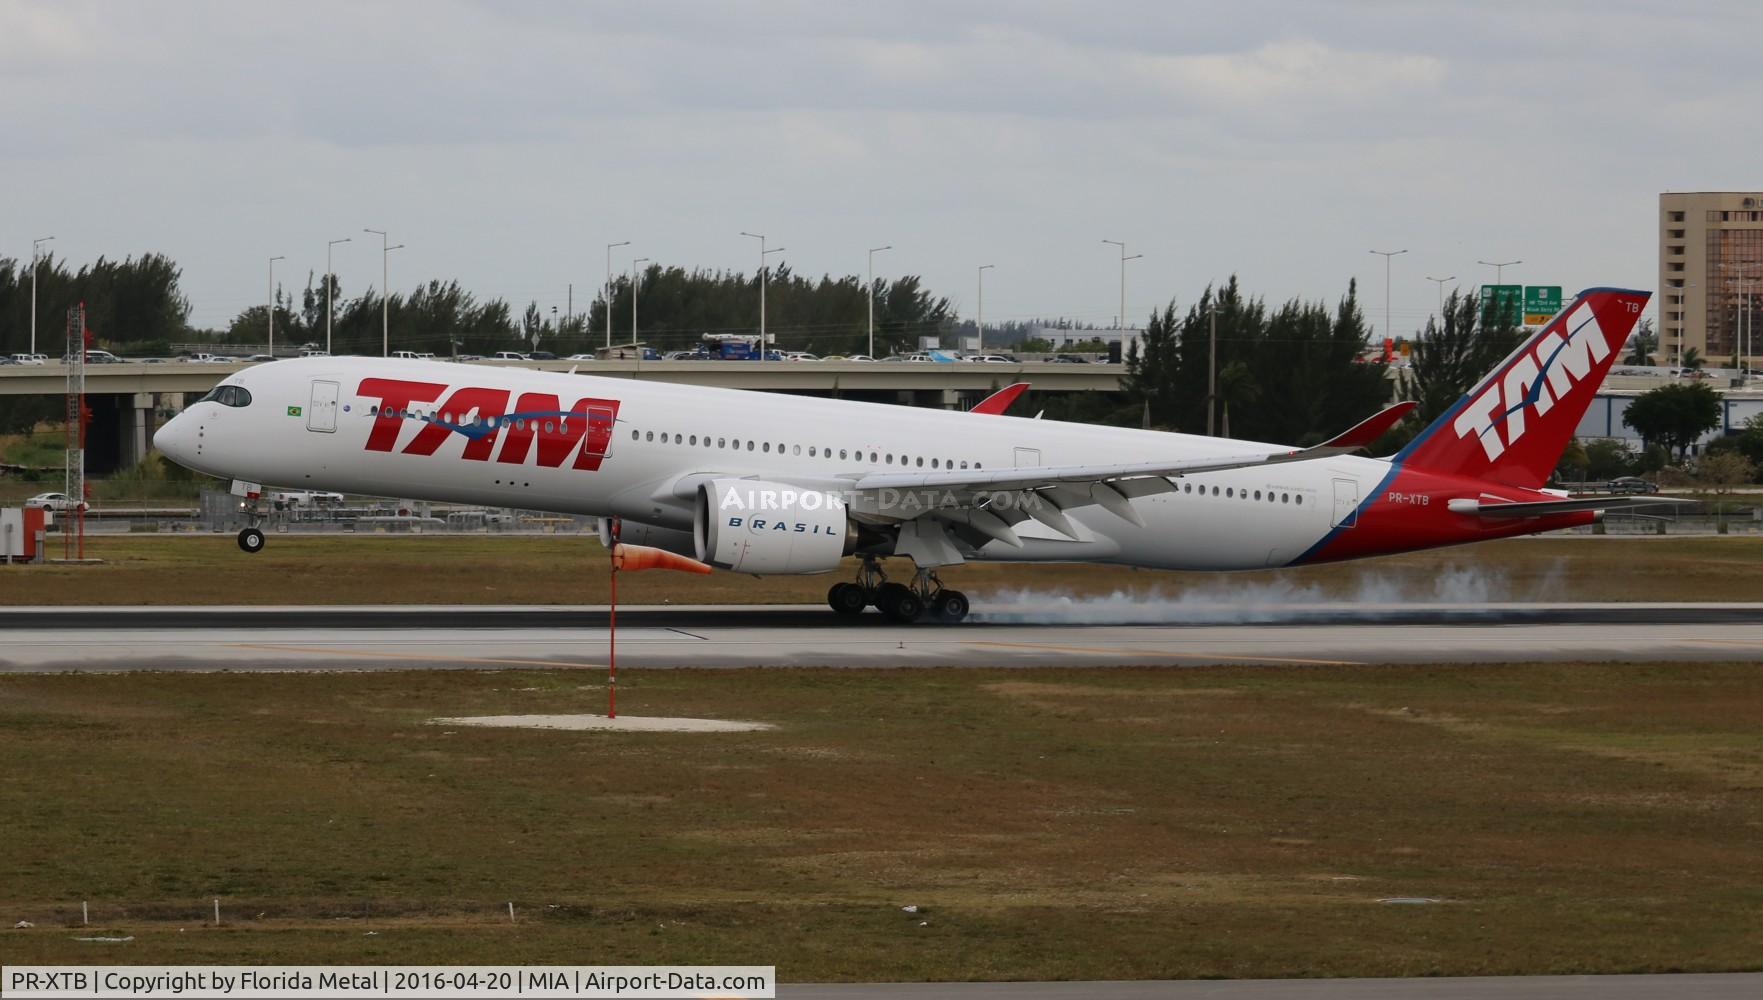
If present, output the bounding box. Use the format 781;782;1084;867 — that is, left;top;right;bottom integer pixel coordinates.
63;304;88;560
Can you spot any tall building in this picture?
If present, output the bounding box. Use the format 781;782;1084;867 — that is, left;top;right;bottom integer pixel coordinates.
1658;192;1763;367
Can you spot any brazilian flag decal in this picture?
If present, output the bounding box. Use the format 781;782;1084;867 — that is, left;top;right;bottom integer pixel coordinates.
287;405;303;417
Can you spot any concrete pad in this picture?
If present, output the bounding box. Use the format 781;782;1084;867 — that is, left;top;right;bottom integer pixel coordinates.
429;714;773;732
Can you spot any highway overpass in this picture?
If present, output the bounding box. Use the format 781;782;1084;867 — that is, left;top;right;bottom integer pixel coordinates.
0;359;1125;473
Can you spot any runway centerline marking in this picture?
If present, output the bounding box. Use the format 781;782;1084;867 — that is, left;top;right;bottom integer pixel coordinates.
963;639;1364;666
231;643;603;669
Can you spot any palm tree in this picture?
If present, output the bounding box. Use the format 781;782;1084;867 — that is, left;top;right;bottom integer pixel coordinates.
1624;319;1658;365
1681;346;1705;371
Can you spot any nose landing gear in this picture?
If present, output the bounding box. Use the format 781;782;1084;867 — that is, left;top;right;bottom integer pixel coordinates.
825;558;969;624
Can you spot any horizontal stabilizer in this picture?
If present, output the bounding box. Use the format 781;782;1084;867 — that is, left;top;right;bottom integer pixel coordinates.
1446;495;1696;518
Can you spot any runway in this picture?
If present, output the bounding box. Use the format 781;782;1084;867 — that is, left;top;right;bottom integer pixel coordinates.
1;603;1759;672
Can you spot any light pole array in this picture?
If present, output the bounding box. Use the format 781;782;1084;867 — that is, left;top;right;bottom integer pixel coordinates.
606;240;629;349
267;256;285;357
631;258;650;346
741;232;785;359
1426;275;1455;319
1102;240;1141;332
1369;249;1407;340
364;229;406;356
976;264;995;354
867;244;891;359
326;237;350;355
30;236;53;357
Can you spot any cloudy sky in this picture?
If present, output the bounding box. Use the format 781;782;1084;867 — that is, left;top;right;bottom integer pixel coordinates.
3;1;1758;337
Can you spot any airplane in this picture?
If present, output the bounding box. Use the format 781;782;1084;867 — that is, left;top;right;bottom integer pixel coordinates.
153;286;1675;624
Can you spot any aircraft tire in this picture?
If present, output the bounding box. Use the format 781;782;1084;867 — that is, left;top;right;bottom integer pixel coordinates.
881;586;924;624
931;589;970;623
828;582;868;615
237;527;265;553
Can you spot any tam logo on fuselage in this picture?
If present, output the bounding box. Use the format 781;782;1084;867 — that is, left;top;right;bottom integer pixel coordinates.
356;378;621;471
1451;302;1608;462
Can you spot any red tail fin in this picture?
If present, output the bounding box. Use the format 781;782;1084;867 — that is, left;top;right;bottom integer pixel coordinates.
1396;287;1649;488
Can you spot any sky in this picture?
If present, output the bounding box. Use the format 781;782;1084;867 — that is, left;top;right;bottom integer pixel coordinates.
3;0;1759;338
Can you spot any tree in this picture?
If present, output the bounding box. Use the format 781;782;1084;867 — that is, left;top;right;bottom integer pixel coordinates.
1624;318;1657;365
1399;289;1524;429
1216;360;1259;438
1553;438;1588;484
1680;346;1705;370
1622;382;1721;458
1583;438;1636;481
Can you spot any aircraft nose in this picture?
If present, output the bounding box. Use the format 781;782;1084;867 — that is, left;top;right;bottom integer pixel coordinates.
153;412;193;465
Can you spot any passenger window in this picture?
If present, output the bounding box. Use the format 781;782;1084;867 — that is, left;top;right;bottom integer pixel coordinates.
631;429;639;440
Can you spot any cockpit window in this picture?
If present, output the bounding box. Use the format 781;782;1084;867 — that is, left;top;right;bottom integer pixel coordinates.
200;385;253;407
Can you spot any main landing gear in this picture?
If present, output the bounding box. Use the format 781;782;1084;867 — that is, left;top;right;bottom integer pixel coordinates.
826;557;969;624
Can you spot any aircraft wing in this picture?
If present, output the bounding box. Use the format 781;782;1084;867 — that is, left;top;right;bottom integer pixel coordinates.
855;401;1416;494
844;401;1416;544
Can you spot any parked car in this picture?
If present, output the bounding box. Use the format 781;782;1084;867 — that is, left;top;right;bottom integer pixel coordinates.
1607;476;1660;494
25;492;87;512
271;490;345;510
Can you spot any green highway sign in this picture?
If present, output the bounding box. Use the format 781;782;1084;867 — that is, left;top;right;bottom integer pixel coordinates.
1480;284;1523;325
1523;286;1563;325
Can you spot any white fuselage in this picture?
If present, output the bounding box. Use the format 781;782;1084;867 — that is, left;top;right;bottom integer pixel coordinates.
155;357;1389;571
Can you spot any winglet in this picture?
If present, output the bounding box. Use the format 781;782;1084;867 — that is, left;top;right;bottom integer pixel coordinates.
1314;400;1417;453
971;382;1029;415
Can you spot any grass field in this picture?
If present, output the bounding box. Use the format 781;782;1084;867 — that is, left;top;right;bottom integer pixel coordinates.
3;662;1762;979
3;534;1763;606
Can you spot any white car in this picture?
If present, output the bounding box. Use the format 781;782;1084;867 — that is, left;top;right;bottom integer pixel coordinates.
567;353;599;361
783;352;820;362
25;492;87;512
492;351;529;361
10;353;48;366
186;353;230;364
298;349;330;358
963;355;1014;363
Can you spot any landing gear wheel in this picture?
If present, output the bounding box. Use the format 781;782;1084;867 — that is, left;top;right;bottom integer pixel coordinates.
237;527;265;553
931;589;970;624
827;582;868;615
880;584;924;624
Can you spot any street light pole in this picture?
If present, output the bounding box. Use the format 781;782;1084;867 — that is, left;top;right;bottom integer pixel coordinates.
631;258;650;346
741;232;784;359
868;245;891;358
1369;249;1407;341
326;237;350;355
1476;258;1522;286
1425;275;1455;319
268;256;285;358
30;236;53;358
1102;240;1141;334
976;265;995;354
606;240;629;350
364;229;403;357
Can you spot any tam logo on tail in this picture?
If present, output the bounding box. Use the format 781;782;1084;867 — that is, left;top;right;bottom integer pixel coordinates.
1400;288;1648;488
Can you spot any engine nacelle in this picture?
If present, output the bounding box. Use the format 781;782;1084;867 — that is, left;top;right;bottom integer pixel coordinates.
695;479;855;574
597;517;698;559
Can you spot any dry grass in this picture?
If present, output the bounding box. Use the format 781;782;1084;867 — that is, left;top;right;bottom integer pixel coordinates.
3;662;1762;978
4;534;1763;605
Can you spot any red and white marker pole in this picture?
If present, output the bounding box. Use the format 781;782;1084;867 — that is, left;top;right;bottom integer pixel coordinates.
608;516;620;719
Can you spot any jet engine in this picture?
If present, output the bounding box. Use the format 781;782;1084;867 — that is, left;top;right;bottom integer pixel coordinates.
597;517;698;559
694;479;856;574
